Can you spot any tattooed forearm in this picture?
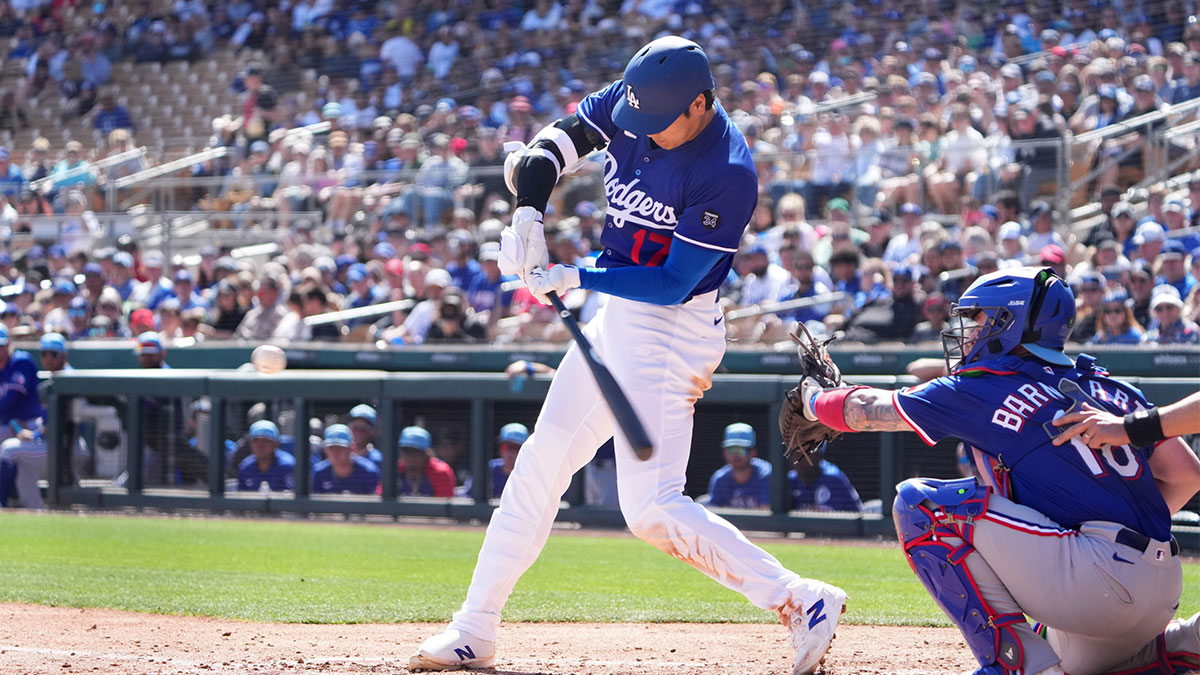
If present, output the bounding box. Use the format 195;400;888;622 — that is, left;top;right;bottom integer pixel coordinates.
843;389;910;432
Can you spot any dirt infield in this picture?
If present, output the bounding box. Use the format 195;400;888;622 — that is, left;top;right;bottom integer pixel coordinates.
0;603;975;675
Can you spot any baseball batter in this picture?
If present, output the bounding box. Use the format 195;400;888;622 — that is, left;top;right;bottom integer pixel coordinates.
797;267;1200;674
410;36;845;674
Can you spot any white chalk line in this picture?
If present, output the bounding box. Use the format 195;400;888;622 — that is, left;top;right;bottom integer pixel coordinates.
0;644;948;674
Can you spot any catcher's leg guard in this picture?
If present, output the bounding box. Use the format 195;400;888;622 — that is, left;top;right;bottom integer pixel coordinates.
893;477;1025;672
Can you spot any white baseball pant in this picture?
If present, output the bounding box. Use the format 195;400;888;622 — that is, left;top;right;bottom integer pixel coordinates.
449;291;816;641
0;432;46;510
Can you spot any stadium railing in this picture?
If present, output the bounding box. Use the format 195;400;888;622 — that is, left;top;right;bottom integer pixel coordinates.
41;369;1200;550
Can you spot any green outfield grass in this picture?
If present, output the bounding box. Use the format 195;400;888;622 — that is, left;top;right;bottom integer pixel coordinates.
0;513;1196;626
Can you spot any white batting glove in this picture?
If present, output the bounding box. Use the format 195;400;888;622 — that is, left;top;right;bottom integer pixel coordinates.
498;205;548;283
526;265;581;305
800;376;825;422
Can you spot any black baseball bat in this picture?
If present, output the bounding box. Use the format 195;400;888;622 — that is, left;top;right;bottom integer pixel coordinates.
546;292;654;460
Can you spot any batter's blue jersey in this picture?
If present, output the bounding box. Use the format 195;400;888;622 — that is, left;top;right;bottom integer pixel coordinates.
576;81;757;298
895;354;1172;541
0;351;44;424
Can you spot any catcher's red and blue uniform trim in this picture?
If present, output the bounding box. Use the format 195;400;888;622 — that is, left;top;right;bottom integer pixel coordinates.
892;389;936;446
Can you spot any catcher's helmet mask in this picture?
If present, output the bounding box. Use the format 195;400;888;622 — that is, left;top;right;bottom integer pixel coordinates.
942;267;1075;373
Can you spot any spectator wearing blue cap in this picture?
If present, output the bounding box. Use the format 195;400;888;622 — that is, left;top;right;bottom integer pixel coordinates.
843;264;921;342
312;423;380;495
704;423;770;509
1155;239;1196;299
489;422;528;499
342;263;385;328
396;425;455;498
0;324;47;509
1090;290;1145;345
41;279;79;336
44;244;70;274
65;296;92;339
237;420;295;491
171;270;208;311
0;302;19;330
736;243;791;307
108;251;137;301
348;404;383;468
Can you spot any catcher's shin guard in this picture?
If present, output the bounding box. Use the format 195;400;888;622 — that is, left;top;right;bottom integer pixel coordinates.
893;477;1025;672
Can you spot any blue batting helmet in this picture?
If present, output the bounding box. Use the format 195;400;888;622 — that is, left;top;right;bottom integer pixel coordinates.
611;36;715;135
943;267;1075;372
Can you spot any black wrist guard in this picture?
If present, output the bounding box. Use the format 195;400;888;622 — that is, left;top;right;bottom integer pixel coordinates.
1124;407;1165;447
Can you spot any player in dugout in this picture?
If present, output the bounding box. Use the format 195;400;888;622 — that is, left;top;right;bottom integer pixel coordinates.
236;420;295;492
793;267;1200;675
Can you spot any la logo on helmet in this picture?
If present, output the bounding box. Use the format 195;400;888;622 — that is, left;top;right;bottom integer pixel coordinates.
625;85;640;110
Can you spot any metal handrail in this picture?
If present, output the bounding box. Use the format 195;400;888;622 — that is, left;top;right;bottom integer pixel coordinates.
112;145;231;189
29;146;148;192
1073;97;1200;145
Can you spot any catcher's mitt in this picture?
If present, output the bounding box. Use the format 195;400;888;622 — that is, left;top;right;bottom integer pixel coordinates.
779;323;848;465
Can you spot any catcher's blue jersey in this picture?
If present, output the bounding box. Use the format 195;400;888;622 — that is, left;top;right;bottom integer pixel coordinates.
894;354;1171;541
575;80;756;298
0;351;43;424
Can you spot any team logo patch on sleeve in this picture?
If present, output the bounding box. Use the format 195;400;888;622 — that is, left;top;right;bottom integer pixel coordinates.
702;210;721;229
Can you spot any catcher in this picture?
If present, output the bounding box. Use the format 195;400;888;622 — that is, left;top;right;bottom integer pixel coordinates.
780;267;1200;675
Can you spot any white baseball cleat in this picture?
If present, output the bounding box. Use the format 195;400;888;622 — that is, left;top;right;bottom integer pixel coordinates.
780;581;847;675
408;628;495;672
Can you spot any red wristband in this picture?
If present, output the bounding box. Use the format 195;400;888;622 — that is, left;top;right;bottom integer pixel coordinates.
813;386;869;432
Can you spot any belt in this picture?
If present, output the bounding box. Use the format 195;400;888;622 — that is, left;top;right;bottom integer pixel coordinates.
1115;527;1179;557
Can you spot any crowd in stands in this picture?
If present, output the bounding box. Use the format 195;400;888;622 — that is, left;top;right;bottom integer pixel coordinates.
0;1;1196;347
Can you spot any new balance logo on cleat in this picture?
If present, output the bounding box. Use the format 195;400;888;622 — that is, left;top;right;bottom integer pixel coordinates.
453;645;476;662
806;599;827;630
